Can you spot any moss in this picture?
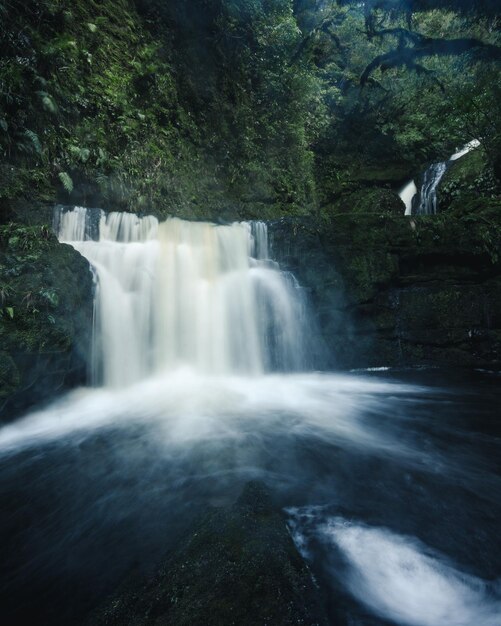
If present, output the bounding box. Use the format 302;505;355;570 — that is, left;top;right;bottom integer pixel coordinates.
90;481;327;626
0;224;93;420
270;206;501;369
0;352;20;400
328;188;404;217
0;0;317;222
439;148;500;212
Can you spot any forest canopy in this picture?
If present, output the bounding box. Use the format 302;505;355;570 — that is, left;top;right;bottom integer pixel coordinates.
1;0;500;216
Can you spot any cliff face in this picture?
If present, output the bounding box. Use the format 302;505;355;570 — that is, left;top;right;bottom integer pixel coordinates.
270;203;501;370
0;225;93;420
0;0;318;223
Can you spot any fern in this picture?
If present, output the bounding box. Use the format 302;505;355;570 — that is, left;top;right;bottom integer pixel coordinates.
95;172;109;200
19;130;42;155
58;172;74;194
37;91;58;114
96;147;107;166
69;145;90;163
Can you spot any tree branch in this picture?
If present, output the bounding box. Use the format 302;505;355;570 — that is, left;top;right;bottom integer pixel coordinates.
360;36;501;85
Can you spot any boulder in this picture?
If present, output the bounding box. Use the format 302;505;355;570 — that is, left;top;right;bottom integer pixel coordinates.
89;481;327;626
0;224;93;420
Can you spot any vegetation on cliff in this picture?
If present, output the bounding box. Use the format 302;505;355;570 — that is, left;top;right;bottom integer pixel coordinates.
0;223;92;419
1;0;499;218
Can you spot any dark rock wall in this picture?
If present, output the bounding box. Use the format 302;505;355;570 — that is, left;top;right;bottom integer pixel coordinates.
0;225;93;421
270;209;501;370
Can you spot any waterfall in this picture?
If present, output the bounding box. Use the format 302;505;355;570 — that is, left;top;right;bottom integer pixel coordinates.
399;140;480;215
398;180;418;216
55;207;307;387
416;161;448;215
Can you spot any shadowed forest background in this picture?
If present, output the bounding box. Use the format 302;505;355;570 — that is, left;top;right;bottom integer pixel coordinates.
1;0;500;219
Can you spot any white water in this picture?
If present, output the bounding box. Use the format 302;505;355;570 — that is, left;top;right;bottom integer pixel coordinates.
399;140;480;215
55;207;307;387
0;371;423;455
450;139;481;162
399;180;418;216
416;161;448;215
288;513;501;626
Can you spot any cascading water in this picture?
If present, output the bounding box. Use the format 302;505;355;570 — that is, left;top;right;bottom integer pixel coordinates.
399;140;480;215
416;161;448;215
398;180;418;216
1;209;499;626
54;207;307;387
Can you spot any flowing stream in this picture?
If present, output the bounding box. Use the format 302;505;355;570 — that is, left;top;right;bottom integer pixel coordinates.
0;208;499;626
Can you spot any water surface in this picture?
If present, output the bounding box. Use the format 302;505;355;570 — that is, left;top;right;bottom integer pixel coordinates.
1;369;499;625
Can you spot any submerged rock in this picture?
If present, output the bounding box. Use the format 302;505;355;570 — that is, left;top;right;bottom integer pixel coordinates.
90;481;327;626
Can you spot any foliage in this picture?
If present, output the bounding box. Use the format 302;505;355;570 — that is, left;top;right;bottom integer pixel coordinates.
0;0;499;217
0;0;318;217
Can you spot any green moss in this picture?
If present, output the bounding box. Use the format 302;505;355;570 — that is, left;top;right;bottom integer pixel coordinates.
0;224;93;419
270;206;501;369
0;351;20;400
327;188;404;217
439;148;500;211
90;481;327;625
0;0;317;221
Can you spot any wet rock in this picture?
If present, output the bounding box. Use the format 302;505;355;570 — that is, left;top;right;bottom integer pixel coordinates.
438;148;499;212
90;481;327;626
270;204;501;370
0;224;93;420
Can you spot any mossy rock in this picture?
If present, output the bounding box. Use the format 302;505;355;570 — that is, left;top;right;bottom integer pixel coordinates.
439;149;500;212
330;188;404;217
0;223;93;420
0;352;20;400
89;481;327;626
270;208;501;369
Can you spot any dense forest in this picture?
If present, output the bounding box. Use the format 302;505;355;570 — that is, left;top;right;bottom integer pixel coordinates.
1;0;500;218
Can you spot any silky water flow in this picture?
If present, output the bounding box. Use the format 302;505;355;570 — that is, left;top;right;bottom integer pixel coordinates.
0;207;498;626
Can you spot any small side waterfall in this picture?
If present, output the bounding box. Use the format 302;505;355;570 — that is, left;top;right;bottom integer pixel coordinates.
398;180;418;216
55;207;308;387
416;161;448;215
399;140;480;215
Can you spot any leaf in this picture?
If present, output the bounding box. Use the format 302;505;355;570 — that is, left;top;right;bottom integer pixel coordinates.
40;288;59;307
87;23;97;33
22;130;42;155
0;119;7;132
6;307;14;319
58;172;74;194
69;145;90;163
45;96;58;114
